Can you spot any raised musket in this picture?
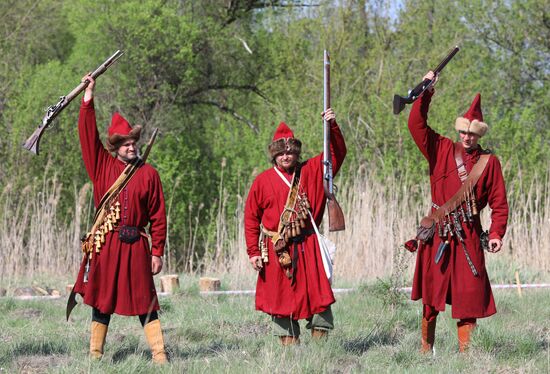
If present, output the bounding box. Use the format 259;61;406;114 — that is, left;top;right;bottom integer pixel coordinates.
323;50;345;232
393;46;459;115
22;50;124;155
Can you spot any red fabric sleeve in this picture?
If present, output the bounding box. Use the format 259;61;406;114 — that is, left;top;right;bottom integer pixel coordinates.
407;90;444;167
244;178;262;258
329;120;347;175
147;169;167;257
486;157;509;240
78;98;111;184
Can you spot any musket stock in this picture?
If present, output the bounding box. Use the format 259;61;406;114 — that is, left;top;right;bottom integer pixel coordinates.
23;50;124;155
393;46;459;115
322;50;345;232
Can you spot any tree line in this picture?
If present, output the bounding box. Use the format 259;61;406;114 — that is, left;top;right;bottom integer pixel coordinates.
1;0;548;271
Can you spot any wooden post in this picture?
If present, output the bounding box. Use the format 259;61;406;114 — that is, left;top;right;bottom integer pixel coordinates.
514;270;522;297
199;277;221;292
160;274;180;294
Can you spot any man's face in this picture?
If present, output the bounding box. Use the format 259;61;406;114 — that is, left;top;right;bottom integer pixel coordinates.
458;131;480;150
116;139;137;162
275;152;298;172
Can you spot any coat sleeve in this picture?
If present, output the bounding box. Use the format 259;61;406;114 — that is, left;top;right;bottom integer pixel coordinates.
78;98;111;183
408;90;444;168
244;178;263;258
486;157;509;240
147;168;167;257
330;120;347;175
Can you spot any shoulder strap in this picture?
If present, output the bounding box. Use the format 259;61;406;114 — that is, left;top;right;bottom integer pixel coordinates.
423;153;490;225
87;129;159;243
270;165;301;245
454;142;468;183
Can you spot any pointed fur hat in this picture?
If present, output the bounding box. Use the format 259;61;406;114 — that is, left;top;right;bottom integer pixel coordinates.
106;112;142;152
455;93;488;137
268;122;302;161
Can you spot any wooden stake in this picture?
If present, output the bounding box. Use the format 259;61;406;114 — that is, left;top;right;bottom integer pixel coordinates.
514;270;522;297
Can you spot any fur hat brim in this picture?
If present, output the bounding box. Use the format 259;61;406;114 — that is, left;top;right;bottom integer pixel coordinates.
106;125;142;152
455;117;488;137
268;137;302;161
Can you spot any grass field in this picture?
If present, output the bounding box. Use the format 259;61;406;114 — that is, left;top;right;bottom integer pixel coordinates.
1;275;549;373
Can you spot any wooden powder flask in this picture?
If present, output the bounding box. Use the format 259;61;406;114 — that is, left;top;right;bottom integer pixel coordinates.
438;218;444;238
295;221;302;236
446;213;454;237
459;204;467;223
465;190;473;220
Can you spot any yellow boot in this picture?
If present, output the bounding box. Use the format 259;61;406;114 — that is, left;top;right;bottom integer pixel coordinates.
143;319;168;364
89;321;108;359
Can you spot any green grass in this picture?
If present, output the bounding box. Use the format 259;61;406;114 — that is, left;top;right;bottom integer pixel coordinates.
1;278;549;373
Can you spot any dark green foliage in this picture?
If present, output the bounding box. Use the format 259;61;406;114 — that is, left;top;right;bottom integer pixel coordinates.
0;0;548;271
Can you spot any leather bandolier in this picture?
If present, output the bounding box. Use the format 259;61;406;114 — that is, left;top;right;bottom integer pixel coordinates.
260;165;313;280
66;129;158;320
417;143;491;276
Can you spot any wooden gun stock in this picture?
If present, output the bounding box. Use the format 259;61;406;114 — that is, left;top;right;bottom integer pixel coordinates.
327;194;345;232
393;46;459;115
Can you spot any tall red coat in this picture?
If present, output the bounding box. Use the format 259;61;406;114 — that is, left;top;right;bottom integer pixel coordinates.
408;91;509;319
244;122;346;319
72;98;167;316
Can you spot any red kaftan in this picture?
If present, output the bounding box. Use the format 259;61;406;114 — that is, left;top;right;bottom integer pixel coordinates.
72;98;167;316
244;122;346;319
408;91;509;319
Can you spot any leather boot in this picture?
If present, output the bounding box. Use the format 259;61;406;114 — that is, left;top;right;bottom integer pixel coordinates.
311;328;328;339
420;318;436;354
89;321;108;359
279;336;300;346
458;323;476;352
143;319;168;364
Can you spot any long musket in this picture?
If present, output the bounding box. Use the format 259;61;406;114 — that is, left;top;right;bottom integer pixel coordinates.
22;50;124;155
393;46;459;115
66;128;159;321
323;50;345;232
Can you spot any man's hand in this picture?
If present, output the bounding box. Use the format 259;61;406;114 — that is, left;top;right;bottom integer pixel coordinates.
249;256;263;271
82;73;95;102
321;108;336;124
423;71;439;92
487;239;503;253
151;255;163;275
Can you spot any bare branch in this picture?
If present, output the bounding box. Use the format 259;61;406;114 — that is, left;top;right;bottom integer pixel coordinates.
186;99;260;133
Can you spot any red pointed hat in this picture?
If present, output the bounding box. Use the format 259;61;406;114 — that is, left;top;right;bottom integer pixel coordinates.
455;93;488;137
106;112;142;151
268;121;301;160
272;122;294;142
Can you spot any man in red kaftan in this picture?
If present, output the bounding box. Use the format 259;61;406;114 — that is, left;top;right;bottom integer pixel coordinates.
244;109;346;345
408;71;508;353
71;74;168;363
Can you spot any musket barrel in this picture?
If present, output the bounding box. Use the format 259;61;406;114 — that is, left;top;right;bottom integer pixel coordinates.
323;50;332;195
433;46;459;74
22;50;124;155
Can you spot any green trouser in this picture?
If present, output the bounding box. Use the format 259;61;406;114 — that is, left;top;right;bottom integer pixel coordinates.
272;306;334;337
